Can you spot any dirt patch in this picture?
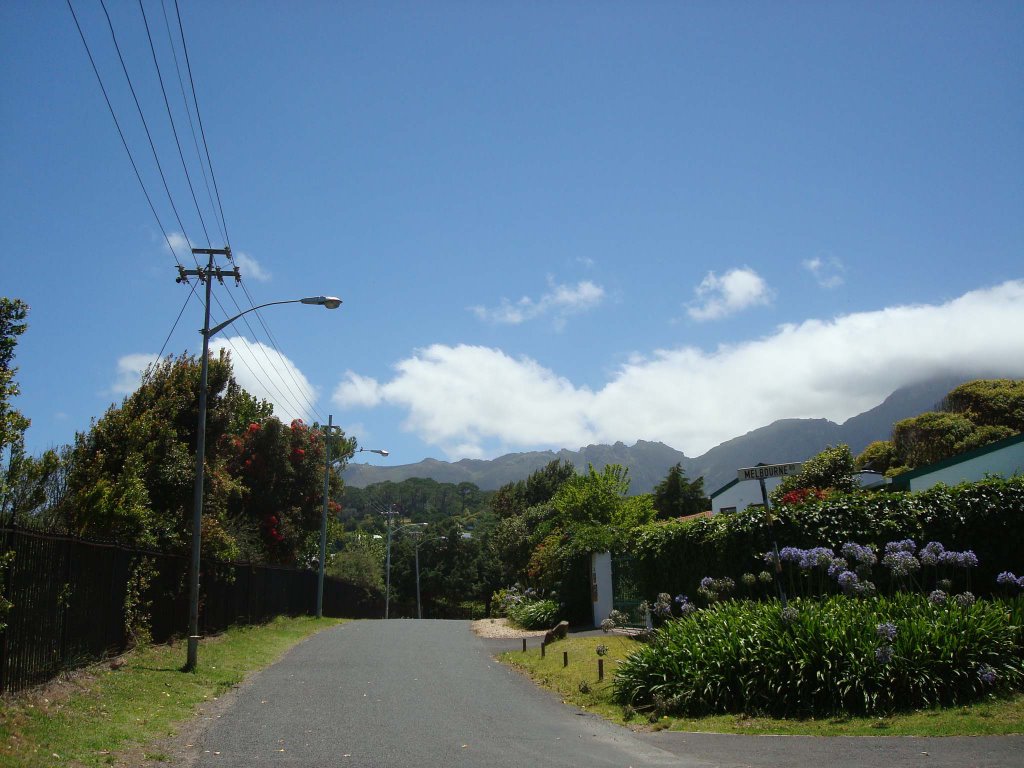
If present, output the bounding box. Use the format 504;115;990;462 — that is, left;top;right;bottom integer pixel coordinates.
470;617;547;639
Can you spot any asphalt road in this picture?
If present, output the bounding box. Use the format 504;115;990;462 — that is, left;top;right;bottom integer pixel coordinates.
194;620;1023;768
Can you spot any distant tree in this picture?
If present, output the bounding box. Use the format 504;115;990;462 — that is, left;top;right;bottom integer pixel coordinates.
652;463;709;519
490;459;576;519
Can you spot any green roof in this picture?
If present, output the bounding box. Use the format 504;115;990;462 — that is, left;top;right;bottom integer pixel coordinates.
889;431;1024;490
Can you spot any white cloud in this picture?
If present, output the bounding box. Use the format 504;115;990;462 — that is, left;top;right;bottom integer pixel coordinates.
334;372;384;407
333;281;1024;459
688;267;772;321
471;279;605;327
209;337;318;425
111;353;159;395
803;255;845;288
234;251;271;282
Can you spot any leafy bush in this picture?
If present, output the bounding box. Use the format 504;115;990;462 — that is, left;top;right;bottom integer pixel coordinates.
507;598;560;630
628;476;1024;600
613;594;1024;718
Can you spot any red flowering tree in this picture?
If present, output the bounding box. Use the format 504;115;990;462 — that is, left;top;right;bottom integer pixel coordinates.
225;417;352;564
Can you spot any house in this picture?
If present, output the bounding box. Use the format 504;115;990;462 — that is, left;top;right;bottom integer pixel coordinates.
889;432;1024;492
709;475;783;514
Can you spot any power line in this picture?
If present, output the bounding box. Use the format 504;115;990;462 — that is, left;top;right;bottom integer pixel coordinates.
173;0;230;249
66;0;186;267
137;0;213;246
157;277;198;360
98;0;194;252
159;0;225;245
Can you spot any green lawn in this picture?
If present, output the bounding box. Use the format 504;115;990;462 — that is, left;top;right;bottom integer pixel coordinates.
498;634;1024;737
0;616;346;767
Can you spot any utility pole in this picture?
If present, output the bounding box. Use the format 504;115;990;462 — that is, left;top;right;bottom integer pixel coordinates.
178;247;240;672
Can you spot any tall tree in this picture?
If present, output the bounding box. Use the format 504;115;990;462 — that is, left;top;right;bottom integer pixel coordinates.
652;463;709;519
0;298;59;525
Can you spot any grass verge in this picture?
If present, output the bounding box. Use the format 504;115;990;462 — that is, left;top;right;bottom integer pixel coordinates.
0;616;345;767
498;634;1024;737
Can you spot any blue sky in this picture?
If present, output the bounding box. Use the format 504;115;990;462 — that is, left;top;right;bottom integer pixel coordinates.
3;1;1023;467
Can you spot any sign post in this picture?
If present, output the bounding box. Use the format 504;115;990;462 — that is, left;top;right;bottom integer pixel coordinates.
736;463;803;609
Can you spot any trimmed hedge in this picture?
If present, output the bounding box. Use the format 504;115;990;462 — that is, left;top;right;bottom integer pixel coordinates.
628;476;1024;600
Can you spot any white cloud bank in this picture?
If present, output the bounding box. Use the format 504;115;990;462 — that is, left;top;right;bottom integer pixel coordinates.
210;337;317;424
472;279;605;327
688;267;772;321
334;281;1024;459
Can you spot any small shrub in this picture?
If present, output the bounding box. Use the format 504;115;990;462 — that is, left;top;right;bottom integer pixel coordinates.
507;598;560;630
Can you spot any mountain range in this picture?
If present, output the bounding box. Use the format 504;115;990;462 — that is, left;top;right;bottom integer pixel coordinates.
342;375;973;495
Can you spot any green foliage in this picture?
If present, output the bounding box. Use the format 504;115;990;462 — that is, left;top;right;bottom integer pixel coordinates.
0;298;29;457
0;549;13;632
490;459;577;519
652;463;709;519
614;594;1024;718
123;556;157;645
772;444;855;503
854;440;897;474
327;531;385;596
856;378;1024;473
507;598;561;630
629;476;1024;600
942;379;1024;432
892;411;979;468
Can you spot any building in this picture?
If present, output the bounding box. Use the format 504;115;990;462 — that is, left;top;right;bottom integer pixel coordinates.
889;432;1024;492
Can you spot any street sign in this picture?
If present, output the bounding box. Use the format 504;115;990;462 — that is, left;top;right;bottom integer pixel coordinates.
737;463;803;481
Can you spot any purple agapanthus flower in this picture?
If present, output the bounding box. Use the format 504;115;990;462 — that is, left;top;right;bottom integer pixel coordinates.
699;576;715;591
779;547;805;563
928;590;948;605
841;542;877;566
884;539;916;555
918;541;946;566
800;547;836;570
836;570;859;593
977;665;998;685
996;572;1020;587
875;645;895;664
876;622;898;642
882;550;921;577
954;591;976;607
780;606;799;625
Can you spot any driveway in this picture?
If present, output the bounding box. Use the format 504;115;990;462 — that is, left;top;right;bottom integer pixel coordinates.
192;620;1022;767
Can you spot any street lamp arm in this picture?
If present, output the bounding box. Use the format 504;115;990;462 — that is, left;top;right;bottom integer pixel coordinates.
207;296;342;337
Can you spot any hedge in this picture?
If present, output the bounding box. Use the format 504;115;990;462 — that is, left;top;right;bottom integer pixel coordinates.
627;476;1024;600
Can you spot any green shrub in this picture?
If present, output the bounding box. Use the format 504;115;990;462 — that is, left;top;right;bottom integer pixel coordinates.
628;476;1024;600
613;594;1024;718
507;599;560;630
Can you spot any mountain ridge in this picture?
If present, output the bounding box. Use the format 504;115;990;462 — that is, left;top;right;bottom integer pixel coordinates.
342;374;977;494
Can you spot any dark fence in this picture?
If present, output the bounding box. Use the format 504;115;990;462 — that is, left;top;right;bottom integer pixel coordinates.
0;526;382;695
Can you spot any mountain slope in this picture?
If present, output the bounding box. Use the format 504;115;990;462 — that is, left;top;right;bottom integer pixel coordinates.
342;375;978;494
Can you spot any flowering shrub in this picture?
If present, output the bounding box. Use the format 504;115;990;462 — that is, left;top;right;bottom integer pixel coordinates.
613;593;1024;718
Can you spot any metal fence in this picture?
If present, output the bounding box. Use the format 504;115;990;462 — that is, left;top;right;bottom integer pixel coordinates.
0;526;382;694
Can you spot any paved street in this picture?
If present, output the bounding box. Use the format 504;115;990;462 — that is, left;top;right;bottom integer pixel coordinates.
193;621;1022;768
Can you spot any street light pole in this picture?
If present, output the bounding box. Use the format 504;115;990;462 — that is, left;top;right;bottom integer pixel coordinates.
317;414;333;619
180;247;341;671
384;507;395;619
318;427;388;619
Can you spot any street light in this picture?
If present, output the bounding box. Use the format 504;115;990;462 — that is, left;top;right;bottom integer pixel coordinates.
184;247;340;671
407;529;446;619
317;424;388;618
379;509;425;619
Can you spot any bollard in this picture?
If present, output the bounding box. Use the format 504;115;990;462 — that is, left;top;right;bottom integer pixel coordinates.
563;651;568;668
541;642;545;658
522;638;527;652
598;658;604;681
